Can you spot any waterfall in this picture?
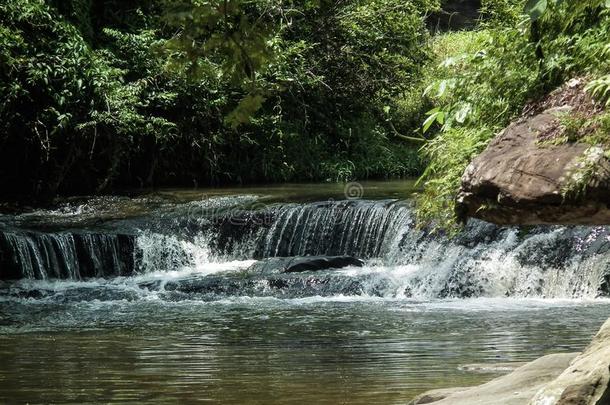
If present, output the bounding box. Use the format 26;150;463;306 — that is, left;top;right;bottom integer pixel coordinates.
1;198;609;299
0;231;135;280
257;201;412;258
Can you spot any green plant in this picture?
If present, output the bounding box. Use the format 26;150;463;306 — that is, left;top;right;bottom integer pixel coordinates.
415;0;610;230
587;70;610;106
416;25;539;231
561;146;607;199
0;0;440;201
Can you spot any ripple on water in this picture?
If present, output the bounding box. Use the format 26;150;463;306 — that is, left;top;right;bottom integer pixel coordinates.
0;296;609;404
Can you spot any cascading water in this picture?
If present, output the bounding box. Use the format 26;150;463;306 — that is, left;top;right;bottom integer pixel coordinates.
2;187;610;405
0;231;134;280
1;196;609;299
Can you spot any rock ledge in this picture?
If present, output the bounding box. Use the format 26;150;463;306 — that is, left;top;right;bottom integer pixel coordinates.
409;318;610;405
457;79;610;225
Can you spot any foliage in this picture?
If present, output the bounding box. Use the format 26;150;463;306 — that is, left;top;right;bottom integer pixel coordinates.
561;146;607;200
524;0;608;22
415;25;538;231
479;0;523;26
0;0;173;197
416;0;610;231
587;68;610;106
0;0;438;201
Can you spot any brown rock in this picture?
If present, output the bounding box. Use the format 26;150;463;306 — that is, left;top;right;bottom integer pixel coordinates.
457;80;610;225
529;319;610;405
407;353;578;405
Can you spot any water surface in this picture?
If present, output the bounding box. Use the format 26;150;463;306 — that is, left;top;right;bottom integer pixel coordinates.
1;181;609;404
1;296;609;403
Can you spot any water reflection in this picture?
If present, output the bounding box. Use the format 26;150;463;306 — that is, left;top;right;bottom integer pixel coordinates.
0;298;608;404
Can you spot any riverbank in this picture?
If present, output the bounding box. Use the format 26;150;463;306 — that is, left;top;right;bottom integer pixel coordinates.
410;318;610;405
417;1;610;231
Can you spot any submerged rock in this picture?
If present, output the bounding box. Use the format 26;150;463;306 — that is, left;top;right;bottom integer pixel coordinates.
457;79;610;225
245;256;364;274
281;256;365;273
409;387;471;404
458;362;527;374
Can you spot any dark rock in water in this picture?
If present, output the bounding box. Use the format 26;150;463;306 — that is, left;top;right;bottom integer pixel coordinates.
0;233;22;280
282;256;364;273
457;79;610;225
599;274;610;297
246;256;364;274
74;233;136;278
162;275;244;296
136;257;369;299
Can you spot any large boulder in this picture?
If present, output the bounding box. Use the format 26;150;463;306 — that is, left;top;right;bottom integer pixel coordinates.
457;79;610;225
408;353;578;405
409;319;610;405
529;318;610;405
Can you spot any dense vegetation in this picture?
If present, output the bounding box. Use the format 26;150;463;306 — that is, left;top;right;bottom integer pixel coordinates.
416;0;610;230
0;0;440;201
4;0;610;231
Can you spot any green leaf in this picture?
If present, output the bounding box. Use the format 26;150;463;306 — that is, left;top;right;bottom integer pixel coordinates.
437;80;448;98
224;92;266;129
455;104;471;124
422;109;444;133
422;114;437;133
437;111;445;125
524;0;548;21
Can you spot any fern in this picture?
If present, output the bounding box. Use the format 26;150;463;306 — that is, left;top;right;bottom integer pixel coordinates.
586;75;610;106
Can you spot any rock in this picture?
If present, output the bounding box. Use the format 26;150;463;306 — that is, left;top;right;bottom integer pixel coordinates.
409;319;610;405
458;362;528;374
408;353;578;405
0;232;22;280
245;256;365;275
529;319;610;405
457;79;610;225
0;230;136;280
282;256;365;273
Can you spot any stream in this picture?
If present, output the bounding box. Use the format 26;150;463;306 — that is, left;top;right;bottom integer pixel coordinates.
1;180;609;404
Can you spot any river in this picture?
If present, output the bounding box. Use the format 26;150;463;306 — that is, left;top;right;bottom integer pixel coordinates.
1;180;609;403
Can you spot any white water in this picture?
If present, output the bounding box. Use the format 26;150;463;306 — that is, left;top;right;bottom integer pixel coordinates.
1;198;610;300
2;191;610;405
